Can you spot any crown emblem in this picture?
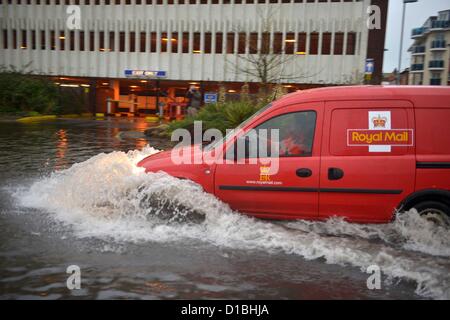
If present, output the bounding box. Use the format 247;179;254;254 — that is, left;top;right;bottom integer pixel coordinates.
372;115;388;128
259;166;271;182
260;166;271;175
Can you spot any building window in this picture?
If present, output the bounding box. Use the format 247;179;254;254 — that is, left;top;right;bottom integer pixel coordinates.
296;32;306;54
273;32;282;54
89;31;95;51
171;32;179;53
99;31;105;51
226;32;234;54
130;31;136;52
31;30;36;50
346;32;356;55
11;30;16;49
204;32;212;54
238;32;246;54
215;32;223;54
160;32;167;52
182;32;189;53
69;31;74;51
140;32;146;52
150;32;157;52
261;32;270;54
59;31;65;50
334;32;344;55
50;30;55;50
109;31;115;51
41;30;46;50
309;32;318;55
21;29;27;49
79;31;85;51
249;33;258;54
3;30;7;49
285;32;295;54
193;32;201;53
119;31;125;52
321;32;331;55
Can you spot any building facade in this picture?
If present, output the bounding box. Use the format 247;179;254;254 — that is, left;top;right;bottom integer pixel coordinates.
0;0;387;115
409;9;450;86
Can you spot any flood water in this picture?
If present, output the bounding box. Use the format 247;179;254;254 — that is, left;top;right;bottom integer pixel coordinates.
0;118;449;300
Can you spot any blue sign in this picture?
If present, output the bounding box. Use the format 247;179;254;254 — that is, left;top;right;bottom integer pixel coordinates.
204;92;218;104
124;70;167;78
365;59;375;74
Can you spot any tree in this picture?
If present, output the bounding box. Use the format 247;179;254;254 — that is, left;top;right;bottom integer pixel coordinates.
227;6;322;95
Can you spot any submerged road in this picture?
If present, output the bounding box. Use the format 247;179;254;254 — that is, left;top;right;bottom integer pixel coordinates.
0;118;448;300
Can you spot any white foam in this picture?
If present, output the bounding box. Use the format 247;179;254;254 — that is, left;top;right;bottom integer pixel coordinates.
13;146;450;300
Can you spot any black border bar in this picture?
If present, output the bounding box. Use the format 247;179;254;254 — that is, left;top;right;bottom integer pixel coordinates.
417;162;450;169
219;186;403;195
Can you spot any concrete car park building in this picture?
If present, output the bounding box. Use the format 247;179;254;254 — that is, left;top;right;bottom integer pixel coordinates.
0;0;388;115
409;9;450;86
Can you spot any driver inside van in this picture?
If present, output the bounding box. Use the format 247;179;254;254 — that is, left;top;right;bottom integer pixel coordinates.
279;116;312;156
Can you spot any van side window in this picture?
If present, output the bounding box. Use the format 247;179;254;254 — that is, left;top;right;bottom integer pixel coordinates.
249;111;316;157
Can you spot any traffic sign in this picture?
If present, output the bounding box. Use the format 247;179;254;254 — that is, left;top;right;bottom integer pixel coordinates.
204;92;218;104
124;70;167;79
365;59;375;75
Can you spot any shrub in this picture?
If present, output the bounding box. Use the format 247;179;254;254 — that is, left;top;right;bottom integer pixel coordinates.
167;100;265;135
0;68;58;114
0;67;87;115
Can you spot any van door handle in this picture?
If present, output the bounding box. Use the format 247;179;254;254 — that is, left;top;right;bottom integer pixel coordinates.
328;168;344;180
296;168;312;178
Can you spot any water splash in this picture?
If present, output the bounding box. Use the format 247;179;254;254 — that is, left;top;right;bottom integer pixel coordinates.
13;146;450;300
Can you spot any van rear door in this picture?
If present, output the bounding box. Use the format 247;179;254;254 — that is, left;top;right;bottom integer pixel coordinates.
319;100;415;223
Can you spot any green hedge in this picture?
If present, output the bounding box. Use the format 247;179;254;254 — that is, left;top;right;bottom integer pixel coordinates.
0;68;87;115
167;100;265;135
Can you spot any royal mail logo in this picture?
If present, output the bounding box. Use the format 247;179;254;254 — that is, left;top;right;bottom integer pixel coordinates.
348;129;414;146
347;111;414;152
259;166;271;182
371;115;388;128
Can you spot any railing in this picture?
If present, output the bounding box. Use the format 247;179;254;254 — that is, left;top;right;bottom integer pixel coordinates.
411;63;424;71
429;60;444;69
412;27;426;37
431;40;446;49
412;46;426;54
430;79;442;86
431;20;450;29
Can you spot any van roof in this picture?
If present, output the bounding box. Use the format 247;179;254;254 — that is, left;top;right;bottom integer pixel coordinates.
276;85;450;107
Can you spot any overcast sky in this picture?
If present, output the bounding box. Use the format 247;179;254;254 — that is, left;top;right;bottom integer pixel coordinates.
383;0;450;73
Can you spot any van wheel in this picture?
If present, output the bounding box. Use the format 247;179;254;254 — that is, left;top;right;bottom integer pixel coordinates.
413;201;450;227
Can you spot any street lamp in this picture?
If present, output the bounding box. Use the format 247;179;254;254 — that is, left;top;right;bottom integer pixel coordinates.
397;0;418;85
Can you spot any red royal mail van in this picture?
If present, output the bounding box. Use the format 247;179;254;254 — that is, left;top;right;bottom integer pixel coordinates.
138;86;450;224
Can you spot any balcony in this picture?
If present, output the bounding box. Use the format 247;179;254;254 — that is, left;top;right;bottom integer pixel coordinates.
411;27;426;38
429;60;445;70
412;46;426;55
430;79;442;86
430;40;447;50
411;64;424;72
431;20;450;30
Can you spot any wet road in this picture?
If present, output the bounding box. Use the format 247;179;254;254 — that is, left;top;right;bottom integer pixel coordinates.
0;118;448;299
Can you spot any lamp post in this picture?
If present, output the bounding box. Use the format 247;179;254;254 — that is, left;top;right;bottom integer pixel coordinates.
397;0;418;85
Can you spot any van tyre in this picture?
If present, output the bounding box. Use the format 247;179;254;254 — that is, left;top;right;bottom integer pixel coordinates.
413;201;450;227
